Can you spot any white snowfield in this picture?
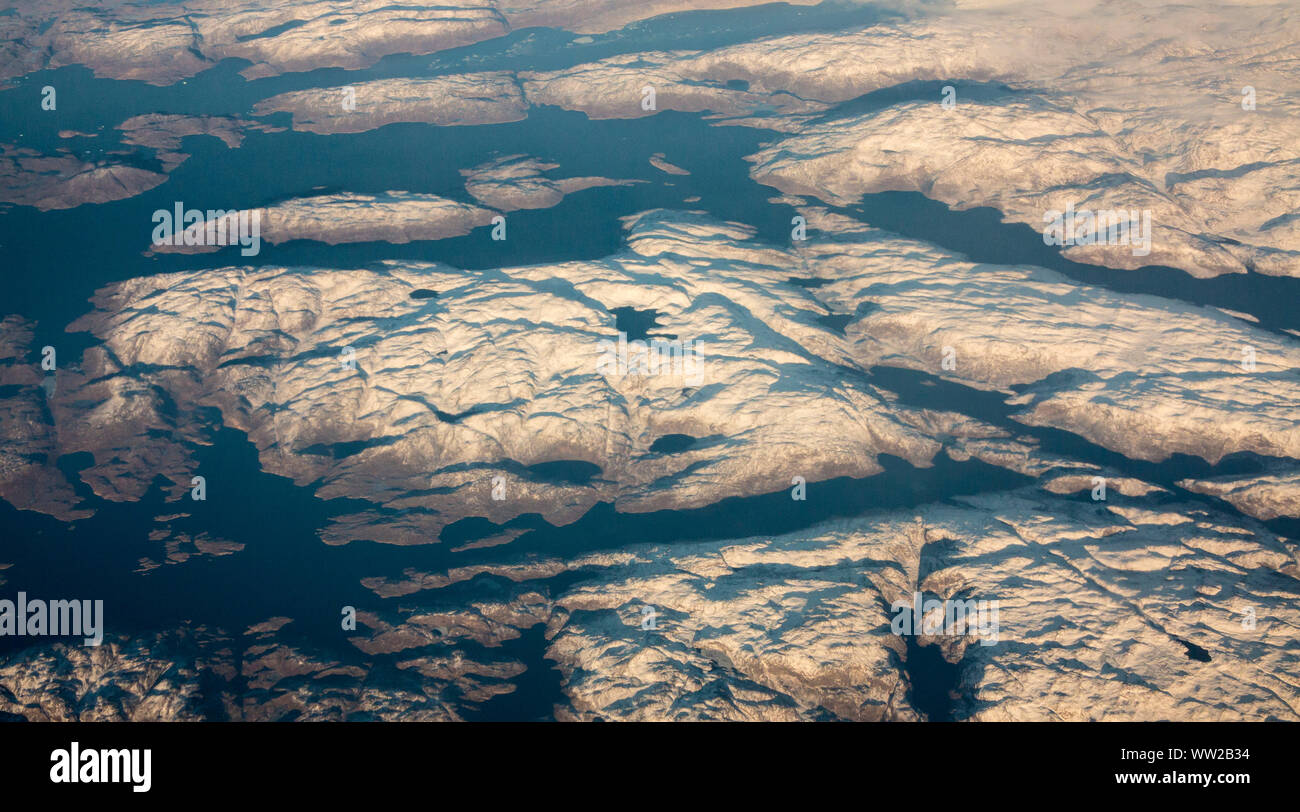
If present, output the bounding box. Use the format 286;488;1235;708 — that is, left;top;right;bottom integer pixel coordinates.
799;208;1300;464
7;1;1296;281
1;207;1292;540
252;73;530;134
149;191;498;254
50;210;947;543
4;201;1300;719
539;491;1300;721
1;0;1298;722
1;0;830;86
460;155;640;212
522;1;1300;279
236;0;1300;280
1178;469;1300;523
1;484;1296;721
